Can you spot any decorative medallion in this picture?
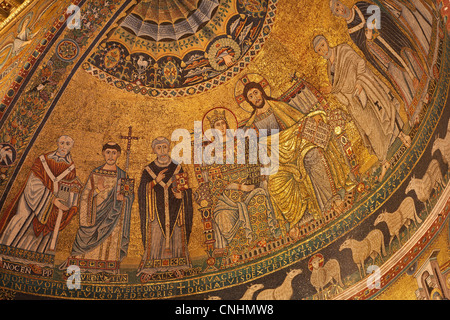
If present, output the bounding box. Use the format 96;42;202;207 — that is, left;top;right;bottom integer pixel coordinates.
86;0;278;97
55;39;79;62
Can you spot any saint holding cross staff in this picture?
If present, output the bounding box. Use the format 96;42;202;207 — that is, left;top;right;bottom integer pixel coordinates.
119;126;140;197
62;129;138;275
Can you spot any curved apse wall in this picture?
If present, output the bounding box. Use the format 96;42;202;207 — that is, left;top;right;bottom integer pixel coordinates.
0;0;448;301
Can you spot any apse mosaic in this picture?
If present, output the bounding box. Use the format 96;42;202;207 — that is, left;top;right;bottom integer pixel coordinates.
86;0;277;97
0;0;449;301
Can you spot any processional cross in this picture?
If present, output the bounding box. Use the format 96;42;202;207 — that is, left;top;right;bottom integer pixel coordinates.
120;126;140;171
119;126;140;196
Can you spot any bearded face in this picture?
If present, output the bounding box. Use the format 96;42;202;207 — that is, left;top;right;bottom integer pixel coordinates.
331;0;351;19
246;87;266;109
153;142;170;163
56;136;74;157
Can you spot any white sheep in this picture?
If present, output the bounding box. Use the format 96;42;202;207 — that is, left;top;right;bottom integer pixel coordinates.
255;269;302;300
310;257;344;300
431;131;450;167
205;283;265;300
374;197;422;252
240;283;265;300
339;229;386;279
405;159;444;213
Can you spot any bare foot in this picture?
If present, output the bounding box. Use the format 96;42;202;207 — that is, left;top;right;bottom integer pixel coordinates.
378;161;391;182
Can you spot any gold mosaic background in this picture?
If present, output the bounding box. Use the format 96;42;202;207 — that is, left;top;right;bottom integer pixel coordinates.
0;0;447;300
1;0;383;266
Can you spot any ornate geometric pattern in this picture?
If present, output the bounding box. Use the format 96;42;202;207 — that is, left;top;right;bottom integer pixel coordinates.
56;39;80;62
0;0;448;302
85;0;278;97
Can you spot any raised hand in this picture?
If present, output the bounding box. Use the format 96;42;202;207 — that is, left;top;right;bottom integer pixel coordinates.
156;168;169;184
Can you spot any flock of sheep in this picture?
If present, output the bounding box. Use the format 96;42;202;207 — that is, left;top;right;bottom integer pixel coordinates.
206;120;450;300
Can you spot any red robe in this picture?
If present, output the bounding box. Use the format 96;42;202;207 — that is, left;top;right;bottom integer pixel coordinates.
0;152;78;238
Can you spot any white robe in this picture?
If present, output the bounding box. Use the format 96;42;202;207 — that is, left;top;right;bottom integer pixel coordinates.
329;44;402;162
0;153;77;268
0;172;54;254
12;27;32;56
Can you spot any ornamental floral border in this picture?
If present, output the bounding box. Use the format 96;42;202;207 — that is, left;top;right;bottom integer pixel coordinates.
83;0;278;98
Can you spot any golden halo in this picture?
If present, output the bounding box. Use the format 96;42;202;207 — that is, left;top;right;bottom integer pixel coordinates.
308;253;324;271
234;73;272;113
202;107;239;142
